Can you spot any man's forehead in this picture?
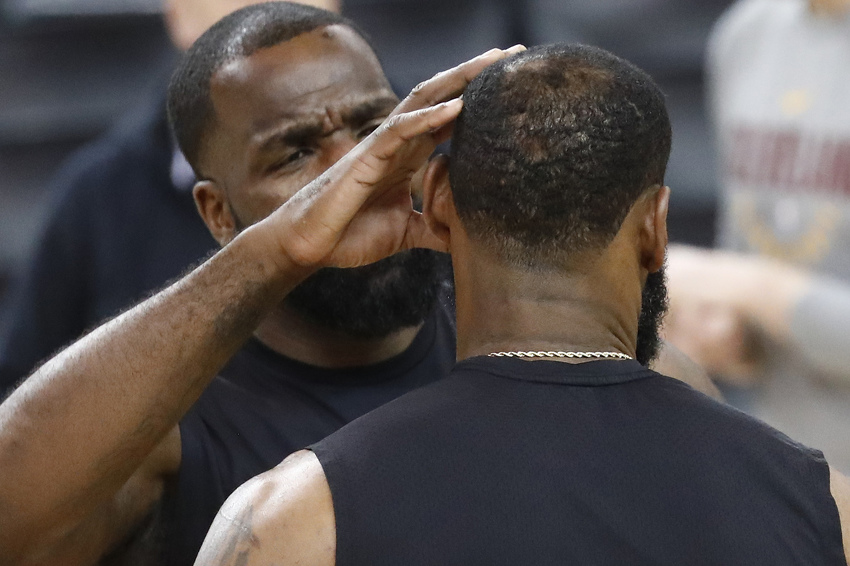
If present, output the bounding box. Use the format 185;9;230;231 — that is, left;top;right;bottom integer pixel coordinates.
213;24;383;90
202;23;393;167
248;91;398;151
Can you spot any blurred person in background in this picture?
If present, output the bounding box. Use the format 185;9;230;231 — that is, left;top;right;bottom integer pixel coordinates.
664;0;850;470
0;0;338;392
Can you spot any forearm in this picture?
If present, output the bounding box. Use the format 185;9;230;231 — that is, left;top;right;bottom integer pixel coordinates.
0;223;307;554
718;258;850;384
736;258;810;345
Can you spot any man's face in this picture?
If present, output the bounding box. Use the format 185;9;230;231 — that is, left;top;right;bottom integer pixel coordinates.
201;25;445;337
204;25;398;225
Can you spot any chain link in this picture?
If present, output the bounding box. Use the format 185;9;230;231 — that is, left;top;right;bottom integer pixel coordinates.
487;351;632;360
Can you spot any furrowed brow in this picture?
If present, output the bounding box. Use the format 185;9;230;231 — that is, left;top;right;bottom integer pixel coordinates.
343;96;399;126
256;119;326;154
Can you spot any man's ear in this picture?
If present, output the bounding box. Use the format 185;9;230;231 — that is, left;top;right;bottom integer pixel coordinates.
193;180;237;247
421;154;455;250
640;185;670;273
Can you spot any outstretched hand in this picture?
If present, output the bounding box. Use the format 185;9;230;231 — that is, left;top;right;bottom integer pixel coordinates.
257;45;525;271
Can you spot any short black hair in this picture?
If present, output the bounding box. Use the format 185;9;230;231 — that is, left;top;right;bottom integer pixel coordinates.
167;1;366;175
449;43;672;268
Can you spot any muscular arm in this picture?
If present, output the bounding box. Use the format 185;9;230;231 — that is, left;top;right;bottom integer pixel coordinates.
195;450;334;566
0;232;298;562
0;47;519;564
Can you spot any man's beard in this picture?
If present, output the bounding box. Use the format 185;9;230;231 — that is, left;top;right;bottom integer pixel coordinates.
284;248;447;339
635;266;668;366
228;201;446;340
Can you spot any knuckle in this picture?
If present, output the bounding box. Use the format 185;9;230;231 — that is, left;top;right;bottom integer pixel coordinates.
383;115;404;132
410;80;429;96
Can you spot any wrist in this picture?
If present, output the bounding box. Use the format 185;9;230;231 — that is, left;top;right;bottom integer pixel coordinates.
229;220;317;297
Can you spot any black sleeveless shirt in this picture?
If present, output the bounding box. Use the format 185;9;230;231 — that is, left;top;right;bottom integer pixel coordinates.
159;296;456;566
312;357;846;565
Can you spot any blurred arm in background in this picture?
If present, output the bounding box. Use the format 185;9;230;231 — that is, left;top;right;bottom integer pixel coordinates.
665;245;850;386
665;0;850;388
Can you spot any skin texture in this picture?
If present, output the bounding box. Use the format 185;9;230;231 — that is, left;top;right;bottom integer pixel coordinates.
422;161;670;363
195;451;335;566
0;24;520;564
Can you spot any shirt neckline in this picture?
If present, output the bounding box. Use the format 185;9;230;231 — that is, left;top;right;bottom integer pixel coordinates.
238;306;440;387
455;356;656;387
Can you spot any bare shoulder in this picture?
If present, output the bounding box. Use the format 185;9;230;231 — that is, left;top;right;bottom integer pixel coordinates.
195;450;335;566
829;465;850;563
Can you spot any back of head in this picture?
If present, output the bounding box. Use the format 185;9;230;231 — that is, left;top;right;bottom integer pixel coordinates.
449;43;672;269
167;1;361;175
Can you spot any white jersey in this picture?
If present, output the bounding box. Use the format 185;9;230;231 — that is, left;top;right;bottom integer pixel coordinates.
711;0;850;276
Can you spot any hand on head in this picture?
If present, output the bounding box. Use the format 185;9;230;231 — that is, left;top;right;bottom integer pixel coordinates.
253;45;526;272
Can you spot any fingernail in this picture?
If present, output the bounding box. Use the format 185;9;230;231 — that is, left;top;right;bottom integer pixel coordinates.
505;44;527;54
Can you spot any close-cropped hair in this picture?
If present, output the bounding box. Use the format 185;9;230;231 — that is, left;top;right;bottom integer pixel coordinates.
167;1;367;176
449;43;672;269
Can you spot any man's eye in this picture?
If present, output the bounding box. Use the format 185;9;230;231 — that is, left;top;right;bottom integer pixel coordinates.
286;149;312;163
271;149;312;172
357;122;383;139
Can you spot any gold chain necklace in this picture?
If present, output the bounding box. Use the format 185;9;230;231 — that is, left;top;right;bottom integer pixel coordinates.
487;351;632;360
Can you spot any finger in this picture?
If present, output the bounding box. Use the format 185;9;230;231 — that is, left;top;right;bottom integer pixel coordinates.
369;98;463;162
396;45;526;113
504;44;527;56
290;99;463;243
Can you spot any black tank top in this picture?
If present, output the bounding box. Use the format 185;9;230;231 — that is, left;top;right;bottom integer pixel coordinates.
160;295;456;566
312;357;846;565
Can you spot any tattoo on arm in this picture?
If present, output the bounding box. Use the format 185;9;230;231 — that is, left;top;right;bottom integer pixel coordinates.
196;505;260;566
